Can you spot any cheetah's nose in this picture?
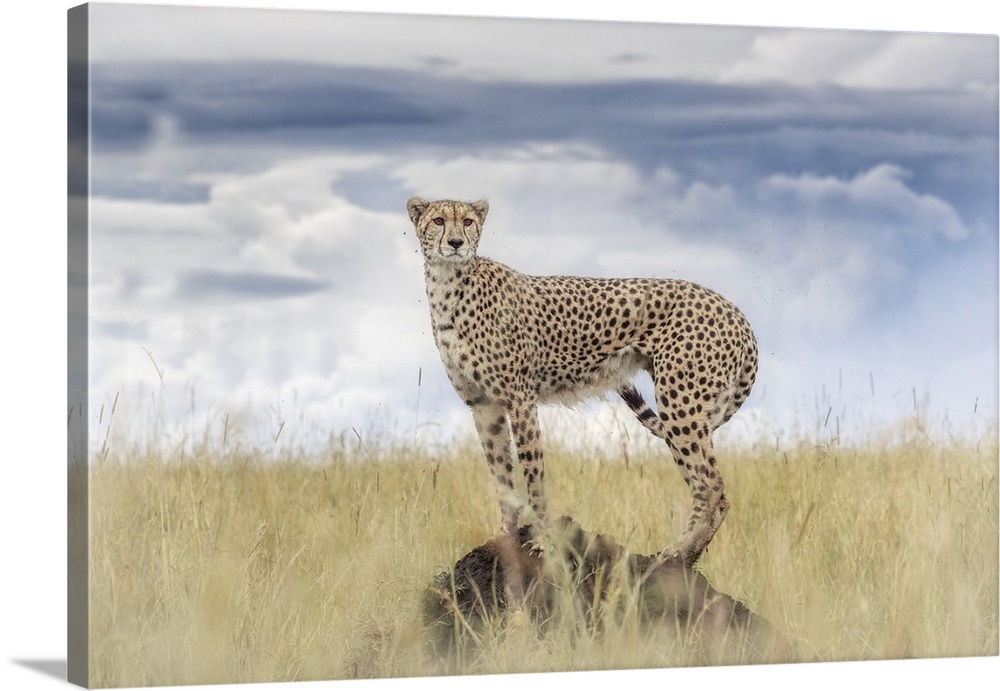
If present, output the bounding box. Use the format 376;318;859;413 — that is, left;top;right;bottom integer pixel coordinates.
448;238;464;249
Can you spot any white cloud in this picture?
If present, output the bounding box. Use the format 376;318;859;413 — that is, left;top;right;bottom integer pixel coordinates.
839;33;999;91
723;30;886;86
395;143;652;273
88;4;996;91
395;142;638;203
762;164;968;241
721;30;997;91
781;246;875;333
87;4;754;82
89;141;994;455
89;153;428;451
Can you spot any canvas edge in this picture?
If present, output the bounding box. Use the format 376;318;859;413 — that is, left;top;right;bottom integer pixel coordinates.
68;3;90;688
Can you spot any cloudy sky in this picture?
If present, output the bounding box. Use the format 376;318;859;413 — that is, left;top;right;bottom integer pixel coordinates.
80;2;998;455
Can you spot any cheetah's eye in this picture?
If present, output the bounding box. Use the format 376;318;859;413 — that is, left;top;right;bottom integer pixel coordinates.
463;218;473;227
432;217;445;226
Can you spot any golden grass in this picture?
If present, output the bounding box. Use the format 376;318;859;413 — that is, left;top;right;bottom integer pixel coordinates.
88;427;998;687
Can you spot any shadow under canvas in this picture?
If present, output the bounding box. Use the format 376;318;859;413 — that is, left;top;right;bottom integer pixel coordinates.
12;659;68;682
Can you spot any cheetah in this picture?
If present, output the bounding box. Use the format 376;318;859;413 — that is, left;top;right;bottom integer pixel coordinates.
406;197;758;565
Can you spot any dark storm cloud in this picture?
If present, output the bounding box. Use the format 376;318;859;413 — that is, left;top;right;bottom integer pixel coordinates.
91;62;995;149
90;63;449;148
177;269;329;301
92;178;211;204
89;61;996;227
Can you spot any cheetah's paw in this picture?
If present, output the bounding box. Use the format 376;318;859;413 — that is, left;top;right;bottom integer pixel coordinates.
655;545;685;564
522;536;547;557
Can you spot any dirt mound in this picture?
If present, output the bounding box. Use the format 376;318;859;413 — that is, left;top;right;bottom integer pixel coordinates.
423;516;792;663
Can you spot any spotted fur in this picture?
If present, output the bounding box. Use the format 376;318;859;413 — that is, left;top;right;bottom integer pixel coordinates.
406;197;758;565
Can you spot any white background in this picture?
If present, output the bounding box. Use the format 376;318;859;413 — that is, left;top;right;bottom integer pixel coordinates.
1;2;997;691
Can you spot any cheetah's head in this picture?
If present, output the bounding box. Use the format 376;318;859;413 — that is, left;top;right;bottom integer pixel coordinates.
406;197;489;264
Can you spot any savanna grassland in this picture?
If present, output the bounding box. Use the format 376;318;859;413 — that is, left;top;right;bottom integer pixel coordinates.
87;416;999;688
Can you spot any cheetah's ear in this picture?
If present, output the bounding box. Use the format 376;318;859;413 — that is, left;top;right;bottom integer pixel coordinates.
406;197;429;225
471;199;489;223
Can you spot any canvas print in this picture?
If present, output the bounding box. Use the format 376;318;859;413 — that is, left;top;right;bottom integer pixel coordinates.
68;2;999;688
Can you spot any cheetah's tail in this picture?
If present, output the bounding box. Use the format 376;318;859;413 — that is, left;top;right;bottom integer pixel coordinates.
619;384;668;440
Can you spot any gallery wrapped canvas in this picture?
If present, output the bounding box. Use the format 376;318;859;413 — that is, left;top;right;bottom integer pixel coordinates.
68;2;998;688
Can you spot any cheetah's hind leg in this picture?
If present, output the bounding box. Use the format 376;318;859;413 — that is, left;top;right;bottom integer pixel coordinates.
618;383;728;566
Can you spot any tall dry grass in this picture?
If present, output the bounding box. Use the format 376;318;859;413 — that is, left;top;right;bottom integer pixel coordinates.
87;413;998;687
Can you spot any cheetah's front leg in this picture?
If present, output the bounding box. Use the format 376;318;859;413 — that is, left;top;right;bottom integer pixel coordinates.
508;401;547;519
508;400;550;549
470;402;520;534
